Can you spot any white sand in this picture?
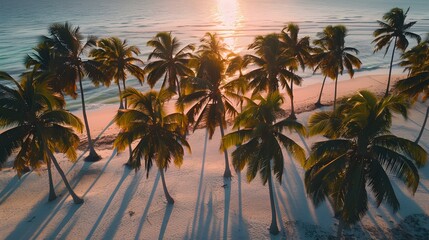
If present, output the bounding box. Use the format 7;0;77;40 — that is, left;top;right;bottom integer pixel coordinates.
0;74;428;239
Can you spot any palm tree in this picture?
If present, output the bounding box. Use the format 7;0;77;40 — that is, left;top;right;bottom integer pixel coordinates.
244;33;301;96
221;92;306;235
45;22;106;162
145;32;195;99
90;37;145;109
113;88;190;204
305;90;427;238
197;32;230;60
181;37;239;178
280;23;312;119
0;71;84;204
395;37;429;143
313;25;362;110
225;53;249;115
373;7;421;97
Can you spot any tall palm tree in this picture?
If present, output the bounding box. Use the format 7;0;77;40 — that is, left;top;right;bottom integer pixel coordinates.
45;22;106;162
280;23;312;119
114;88;190;204
0;71;84;204
90;37;145;109
145;32;195;99
225;53;249;115
181;41;239;178
221;92;306;235
197;32;230;60
373;7;421;97
305;90;427;238
244;33;301;96
395;37;429;143
313;25;361;110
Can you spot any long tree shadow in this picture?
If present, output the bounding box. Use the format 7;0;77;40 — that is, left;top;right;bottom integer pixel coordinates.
85;167;132;239
0;173;30;204
230;170;250;239
190;129;209;240
135;171;160;240
15;147;118;239
223;178;231;240
102;170;142;239
6;191;75;240
195;192;221;240
158;204;174;240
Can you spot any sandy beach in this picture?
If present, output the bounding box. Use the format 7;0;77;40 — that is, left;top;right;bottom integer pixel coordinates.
0;73;428;239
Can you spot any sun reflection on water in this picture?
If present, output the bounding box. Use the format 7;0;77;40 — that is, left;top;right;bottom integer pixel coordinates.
215;0;243;52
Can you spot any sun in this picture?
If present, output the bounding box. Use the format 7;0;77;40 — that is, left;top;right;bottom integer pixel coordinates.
215;0;243;52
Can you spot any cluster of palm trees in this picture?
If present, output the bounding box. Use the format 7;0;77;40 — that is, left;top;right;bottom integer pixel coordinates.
0;7;428;237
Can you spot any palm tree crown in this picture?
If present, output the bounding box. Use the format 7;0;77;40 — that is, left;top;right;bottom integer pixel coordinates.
145;32;195;98
305;90;427;237
373;7;421;96
244;33;301;95
0;71;84;203
90;37;145;109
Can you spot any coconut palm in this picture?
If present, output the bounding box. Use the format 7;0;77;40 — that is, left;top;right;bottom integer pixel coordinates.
181;43;239;178
373;7;421;96
313;25;362;110
244;33;301;96
280;23;313;119
114;88;190;204
305;90;427;238
90;37;145;109
225;53;249;115
45;22;106;162
197;32;230;60
145;32;195;99
221;92;306;235
395;38;429;143
0;71;84;204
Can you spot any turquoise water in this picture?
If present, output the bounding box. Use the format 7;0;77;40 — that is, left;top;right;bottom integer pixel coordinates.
1;0;428;110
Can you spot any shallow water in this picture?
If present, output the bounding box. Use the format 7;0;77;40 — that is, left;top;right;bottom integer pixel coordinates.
1;0;428;110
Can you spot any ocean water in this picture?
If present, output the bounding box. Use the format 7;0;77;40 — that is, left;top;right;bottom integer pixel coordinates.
1;0;428;110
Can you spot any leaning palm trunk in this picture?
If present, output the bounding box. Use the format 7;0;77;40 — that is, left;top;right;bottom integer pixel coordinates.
288;82;297;119
46;149;83;204
219;121;232;179
160;168;174;204
267;167;280;235
117;82;124;109
333;76;339;111
78;73;101;162
315;76;328;107
47;158;57;201
385;36;398;97
416;105;429;143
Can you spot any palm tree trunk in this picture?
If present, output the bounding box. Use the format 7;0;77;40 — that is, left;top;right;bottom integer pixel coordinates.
416;105;429;143
267;167;280;235
122;79;127;108
78;74;101;162
315;76;327;107
219;121;232;179
289;82;297;120
385;37;397;97
160;168;174;204
337;218;344;239
333;76;338;111
117;82;124;109
47;158;57;201
46;149;83;204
